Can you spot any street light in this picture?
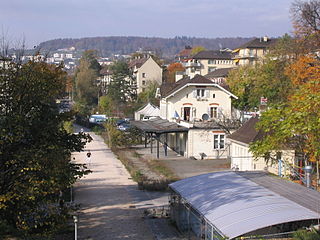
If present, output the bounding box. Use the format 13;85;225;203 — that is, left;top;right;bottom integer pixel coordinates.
73;215;78;240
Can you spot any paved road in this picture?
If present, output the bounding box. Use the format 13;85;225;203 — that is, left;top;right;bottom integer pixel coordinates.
73;129;170;240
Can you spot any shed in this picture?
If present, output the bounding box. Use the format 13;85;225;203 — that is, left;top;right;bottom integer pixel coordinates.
169;171;320;239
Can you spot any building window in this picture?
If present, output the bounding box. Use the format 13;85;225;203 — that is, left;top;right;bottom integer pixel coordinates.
214;134;225;149
142;73;146;78
196;89;205;97
212;94;216;98
210;107;218;118
142;80;146;85
208;60;215;64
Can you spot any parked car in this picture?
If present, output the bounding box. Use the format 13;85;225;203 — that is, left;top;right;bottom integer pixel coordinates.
116;119;127;126
142;116;158;121
117;123;132;131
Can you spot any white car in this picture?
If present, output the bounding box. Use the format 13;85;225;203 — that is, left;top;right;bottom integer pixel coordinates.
142;116;158;121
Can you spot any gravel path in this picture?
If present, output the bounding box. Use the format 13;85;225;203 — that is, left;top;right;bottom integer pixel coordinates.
73;131;155;240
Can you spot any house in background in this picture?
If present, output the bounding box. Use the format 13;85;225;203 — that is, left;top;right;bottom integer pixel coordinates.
204;67;235;87
129;56;162;94
183;49;234;78
232;36;278;66
228;117;295;176
175;45;193;62
98;68;113;95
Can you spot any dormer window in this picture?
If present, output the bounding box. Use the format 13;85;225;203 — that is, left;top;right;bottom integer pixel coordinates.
196;89;205;98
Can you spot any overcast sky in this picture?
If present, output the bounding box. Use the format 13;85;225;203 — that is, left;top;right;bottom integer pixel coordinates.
1;0;293;48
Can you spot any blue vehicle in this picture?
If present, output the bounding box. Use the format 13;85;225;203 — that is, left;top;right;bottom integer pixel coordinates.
117;123;132;131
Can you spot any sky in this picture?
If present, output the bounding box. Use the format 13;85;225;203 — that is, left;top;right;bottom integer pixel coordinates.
1;0;294;48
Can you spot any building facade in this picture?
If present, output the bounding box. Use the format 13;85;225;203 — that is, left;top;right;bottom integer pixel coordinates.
129;57;162;94
232;36;278;66
159;74;238;159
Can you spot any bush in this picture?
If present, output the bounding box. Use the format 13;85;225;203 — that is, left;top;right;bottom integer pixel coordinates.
293;229;320;240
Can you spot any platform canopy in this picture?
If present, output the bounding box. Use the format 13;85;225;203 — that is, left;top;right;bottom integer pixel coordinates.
169;171;320;239
131;117;188;134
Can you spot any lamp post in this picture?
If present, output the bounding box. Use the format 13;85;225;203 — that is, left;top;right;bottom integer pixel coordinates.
73;215;78;240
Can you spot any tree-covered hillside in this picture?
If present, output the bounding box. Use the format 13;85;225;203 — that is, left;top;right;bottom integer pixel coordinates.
38;36;253;58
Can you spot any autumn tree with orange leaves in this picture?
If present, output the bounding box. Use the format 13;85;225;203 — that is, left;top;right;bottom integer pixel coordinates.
250;1;320;186
250;54;320;183
165;62;185;83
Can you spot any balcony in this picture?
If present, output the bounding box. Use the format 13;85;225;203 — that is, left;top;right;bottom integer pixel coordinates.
184;62;201;68
232;54;257;60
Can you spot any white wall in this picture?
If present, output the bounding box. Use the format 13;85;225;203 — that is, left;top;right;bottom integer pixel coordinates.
161;85;232;122
230;140;295;176
187;129;228;159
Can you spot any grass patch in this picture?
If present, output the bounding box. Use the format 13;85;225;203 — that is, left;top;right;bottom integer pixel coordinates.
147;159;178;180
98;130;179;191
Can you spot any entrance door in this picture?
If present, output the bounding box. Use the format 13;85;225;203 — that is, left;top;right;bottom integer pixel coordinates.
184;107;191;121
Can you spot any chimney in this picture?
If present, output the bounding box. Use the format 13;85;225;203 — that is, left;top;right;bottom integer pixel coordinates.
263;36;268;42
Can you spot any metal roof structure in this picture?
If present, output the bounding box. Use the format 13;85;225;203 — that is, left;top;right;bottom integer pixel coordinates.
131;117;188;134
169;171;320;239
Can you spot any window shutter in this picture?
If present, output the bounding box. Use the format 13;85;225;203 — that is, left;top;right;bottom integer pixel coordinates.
218;107;223;118
207;107;211;116
192;107;196;119
193;90;197;98
205;90;210;98
181;107;184;120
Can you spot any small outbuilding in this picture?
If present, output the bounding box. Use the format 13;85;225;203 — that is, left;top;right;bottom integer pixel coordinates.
228;117;295;176
169;171;320;239
134;102;160;121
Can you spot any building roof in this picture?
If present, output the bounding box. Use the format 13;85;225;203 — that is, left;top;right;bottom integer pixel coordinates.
135;103;160;117
204;67;235;78
169;171;320;239
160;74;237;99
128;57;148;68
177;47;193;58
193;50;232;60
131;117;188;134
100;68;113;75
228;116;264;144
237;37;278;49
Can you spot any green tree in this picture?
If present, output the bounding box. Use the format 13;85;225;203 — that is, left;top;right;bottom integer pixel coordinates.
191;46;207;56
74;50;101;111
250;55;320;166
108;61;136;103
0;59;91;235
136;82;159;107
80;49;102;74
227;56;291;110
98;95;114;116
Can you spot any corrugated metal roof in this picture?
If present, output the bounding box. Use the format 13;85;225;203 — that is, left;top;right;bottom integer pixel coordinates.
131;117;188;134
169;171;320;239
